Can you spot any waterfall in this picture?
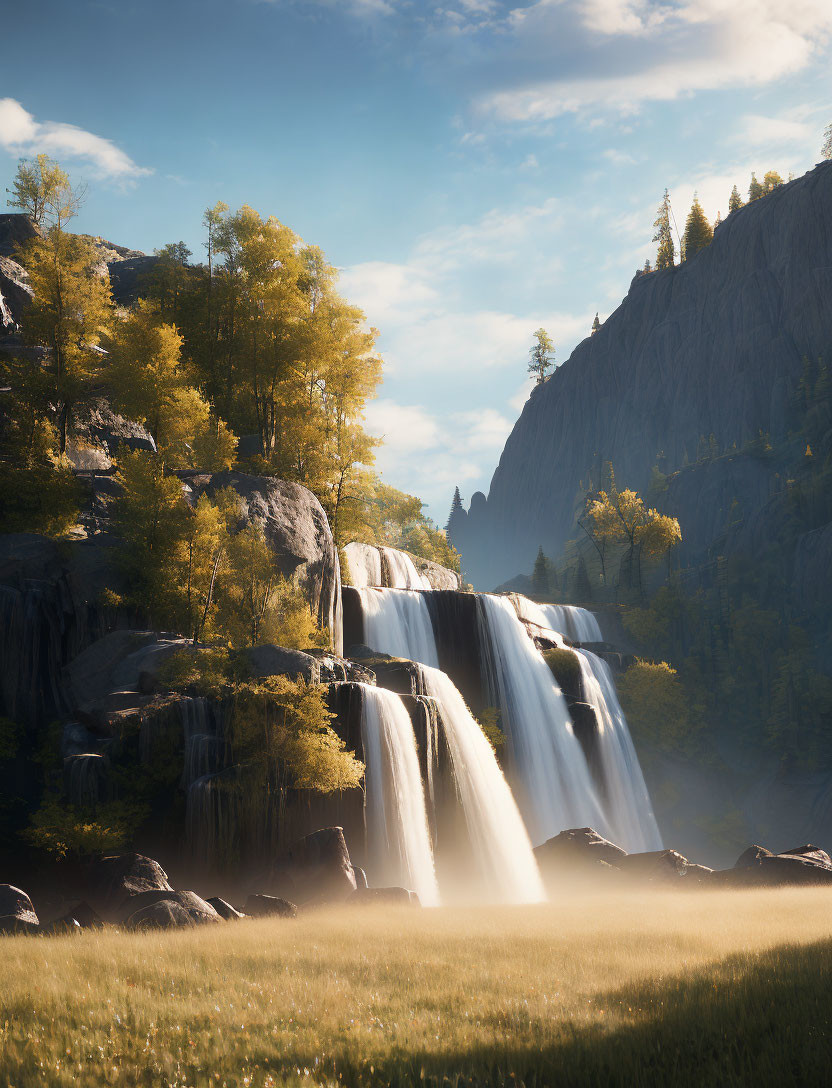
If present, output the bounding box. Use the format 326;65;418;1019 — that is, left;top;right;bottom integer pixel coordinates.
344;542;383;589
380;547;431;589
477;593;608;845
64;753;110;808
541;604;603;643
415;664;545;904
576;651;663;852
182;734;226;789
359;684;440;905
358;588;439;666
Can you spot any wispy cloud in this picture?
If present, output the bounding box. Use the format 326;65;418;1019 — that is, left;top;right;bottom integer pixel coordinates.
463;1;832;122
0;98;151;180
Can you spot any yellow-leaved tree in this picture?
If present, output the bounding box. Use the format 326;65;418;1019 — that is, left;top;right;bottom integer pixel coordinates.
585;482;681;594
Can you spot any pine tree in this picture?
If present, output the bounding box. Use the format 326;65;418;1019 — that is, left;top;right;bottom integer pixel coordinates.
445;486;463;531
528;328;555;384
728;185;743;213
532;546;550;597
748;173;764;201
642;259;652;274
591;313;600;335
682;194;713;260
823;123;832;160
652;189;675;270
713;211;722;229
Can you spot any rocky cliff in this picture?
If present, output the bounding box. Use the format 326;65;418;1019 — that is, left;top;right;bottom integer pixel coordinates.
451;161;832;589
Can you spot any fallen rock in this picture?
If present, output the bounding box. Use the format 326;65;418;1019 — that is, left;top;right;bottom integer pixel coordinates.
535;827;628;871
243;894;298;919
349;887;418;905
716;842;832;887
206;896;245;920
619;849;713;883
269;827;358;904
85;853;172;916
0;884;40;934
123;891;221;928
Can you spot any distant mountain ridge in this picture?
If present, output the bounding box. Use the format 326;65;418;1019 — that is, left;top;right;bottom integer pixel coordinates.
450;160;832;590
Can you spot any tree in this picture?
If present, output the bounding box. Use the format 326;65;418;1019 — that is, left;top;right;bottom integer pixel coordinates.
446;486;463;531
748;173;764;201
823;123;832;160
728;185;743;213
642;259;652;274
762;170;784;194
21;227;112;453
528;328;554;384
617;660;691;751
591;313;600;335
532;546;550;596
682;194;713;260
585;484;681;594
5;155;80;228
652;189;675;270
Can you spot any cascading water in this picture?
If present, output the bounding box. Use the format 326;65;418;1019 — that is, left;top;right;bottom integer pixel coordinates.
359;684;440;905
576;650;662;852
478;593;608;845
358;588;439;666
541;604;602;643
415;663;545;904
344;542;383;589
380;547;431;589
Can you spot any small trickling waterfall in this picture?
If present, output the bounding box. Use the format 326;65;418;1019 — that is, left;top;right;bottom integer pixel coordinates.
358;588;439;666
576;651;662;853
360;684;440;905
541;604;602;643
344;542;383;589
478;593;608;845
64;753;111;808
380;547;430;589
415;664;545;904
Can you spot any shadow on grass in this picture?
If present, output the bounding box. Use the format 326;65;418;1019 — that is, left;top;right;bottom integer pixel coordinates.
313;938;832;1088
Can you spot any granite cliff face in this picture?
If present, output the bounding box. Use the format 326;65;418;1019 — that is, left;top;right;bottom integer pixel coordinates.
451;161;832;589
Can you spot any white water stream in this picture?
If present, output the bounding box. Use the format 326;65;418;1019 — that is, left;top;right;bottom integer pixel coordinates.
477;593;608;845
415;663;545;903
359;684;440;906
576;650;662;852
358;587;439;666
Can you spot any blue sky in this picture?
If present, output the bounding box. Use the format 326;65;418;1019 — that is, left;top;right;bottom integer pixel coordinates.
2;0;831;522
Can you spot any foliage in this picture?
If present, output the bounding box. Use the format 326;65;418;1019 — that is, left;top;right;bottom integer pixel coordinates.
823;122;832;160
682;194;713;259
349;477;461;572
652;189;675;269
5;154;78;227
157;646;251;698
617;659;694;752
228;676;364;793
0;717;21;762
0;411;82;536
528;328;555;384
22;796;143;859
532;546;551;596
584;483;681;593
542;647;581;692
728;184;744;213
18;226;112;453
475;707;506;760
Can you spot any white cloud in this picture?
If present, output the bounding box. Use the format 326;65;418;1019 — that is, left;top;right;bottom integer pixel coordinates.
0;98;151;180
602;148;637;165
475;0;832;121
738;113;816;153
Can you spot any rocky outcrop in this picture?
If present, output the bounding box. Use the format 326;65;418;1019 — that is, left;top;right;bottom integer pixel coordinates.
268;826;358;904
122;889;221;927
243;893;298;918
85;853;173;918
106;255;159;306
0;884;40;934
187;472;343;654
0;254;32;331
451;162;832;588
715;842;832;886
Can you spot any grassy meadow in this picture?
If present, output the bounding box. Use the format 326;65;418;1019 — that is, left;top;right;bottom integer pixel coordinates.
2;888;832;1087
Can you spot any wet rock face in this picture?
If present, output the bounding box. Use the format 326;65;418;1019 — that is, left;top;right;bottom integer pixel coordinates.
451;162;832;589
187;472;342;654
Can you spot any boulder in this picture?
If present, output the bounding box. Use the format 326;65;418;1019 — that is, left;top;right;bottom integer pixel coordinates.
123;890;222;928
0;212;40;258
206;896;245;921
243;894;298;919
534;827;628;873
40;917;83;936
0;884;40;934
245;645;320;684
51;901;103;929
85;853;172;916
717;843;832;887
349;887;418;905
64;631;190;715
619;849;713;883
186;472;342;654
269;827;358;904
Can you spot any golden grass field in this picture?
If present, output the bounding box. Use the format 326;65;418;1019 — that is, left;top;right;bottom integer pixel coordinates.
2;888;832;1087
